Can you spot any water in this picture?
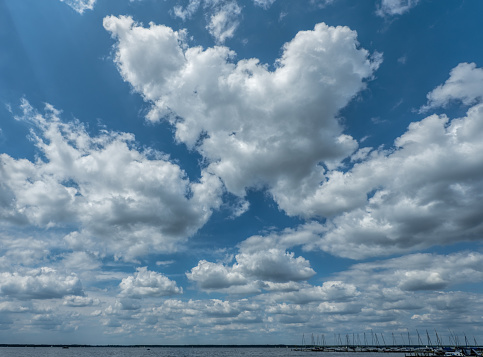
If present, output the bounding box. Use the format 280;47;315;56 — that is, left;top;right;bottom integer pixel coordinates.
0;348;407;357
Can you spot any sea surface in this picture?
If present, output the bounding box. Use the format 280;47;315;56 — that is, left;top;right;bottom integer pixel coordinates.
0;348;407;357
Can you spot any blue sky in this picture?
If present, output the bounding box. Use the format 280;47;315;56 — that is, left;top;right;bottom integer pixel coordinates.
1;0;483;345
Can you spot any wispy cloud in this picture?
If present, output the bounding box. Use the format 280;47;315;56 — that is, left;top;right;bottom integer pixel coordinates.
59;0;96;14
376;0;420;17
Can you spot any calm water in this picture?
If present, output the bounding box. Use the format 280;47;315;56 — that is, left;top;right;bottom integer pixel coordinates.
0;348;407;357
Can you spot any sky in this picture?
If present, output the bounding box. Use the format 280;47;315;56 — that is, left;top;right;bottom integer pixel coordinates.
0;0;483;346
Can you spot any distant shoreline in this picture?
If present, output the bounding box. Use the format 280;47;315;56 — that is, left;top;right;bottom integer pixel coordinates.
0;344;294;348
3;344;482;349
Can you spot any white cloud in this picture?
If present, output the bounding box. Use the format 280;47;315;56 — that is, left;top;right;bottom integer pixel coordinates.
274;64;483;259
310;0;336;9
97;297;263;338
251;0;338;11
269;281;360;304
0;301;30;313
186;260;248;290
309;104;483;258
119;267;183;298
421;62;483;112
2;251;480;343
261;281;304;292
238;79;482;259
0;234;51;269
0;100;223;260
341;252;483;292
236;249;315;282
187;248;315;292
252;0;276;9
203;299;255;318
152;298;261;326
237;222;325;254
0;267;83;300
59;0;96;14
173;0;202;20
376;0;419;17
104;17;381;214
206;1;242;44
275;251;483;331
99;55;483;262
234;87;483;261
63;295;100;307
172;0;242;43
102;17;187;104
61;251;101;272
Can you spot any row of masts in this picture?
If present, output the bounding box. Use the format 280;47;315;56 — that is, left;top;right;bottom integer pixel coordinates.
301;330;480;349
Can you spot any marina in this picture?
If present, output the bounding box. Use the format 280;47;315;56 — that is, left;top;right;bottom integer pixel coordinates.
293;331;483;356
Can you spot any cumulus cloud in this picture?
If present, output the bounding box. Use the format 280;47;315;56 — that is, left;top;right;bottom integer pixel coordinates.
0;233;52;269
0;302;30;313
98;53;483;264
300;251;483;330
235;88;483;261
186;260;248;290
184;239;483;329
264;63;482;259
0;268;83;300
91;275;483;342
119;267;182;298
236;222;325;256
269;281;360;304
61;251;101;273
236;250;315;282
104;16;381;214
98;297;263;337
308;103;483;258
421;62;483;112
0;100;222;259
262;251;483;332
153;298;261;327
239;64;483;259
341;252;483;292
63;295;100;307
203;299;256;318
4;251;477;342
376;0;419;17
59;0;96;14
187;248;315;292
166;242;483;338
